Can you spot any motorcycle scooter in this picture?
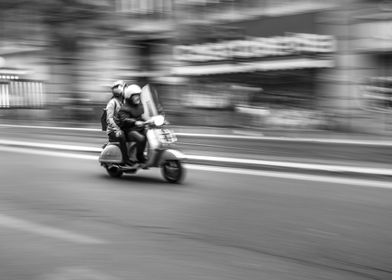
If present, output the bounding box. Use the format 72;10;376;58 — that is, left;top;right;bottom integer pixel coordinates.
98;85;186;183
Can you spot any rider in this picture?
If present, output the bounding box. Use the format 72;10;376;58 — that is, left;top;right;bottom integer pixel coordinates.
116;84;147;164
106;80;133;166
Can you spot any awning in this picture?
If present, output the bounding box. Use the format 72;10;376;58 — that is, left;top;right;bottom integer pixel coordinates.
171;58;334;76
249;58;334;71
0;68;30;79
172;63;252;76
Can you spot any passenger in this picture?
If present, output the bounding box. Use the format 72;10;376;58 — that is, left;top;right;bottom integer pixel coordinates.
106;80;133;166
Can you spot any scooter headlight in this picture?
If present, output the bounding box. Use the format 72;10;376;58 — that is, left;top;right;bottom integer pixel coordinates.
152;115;165;126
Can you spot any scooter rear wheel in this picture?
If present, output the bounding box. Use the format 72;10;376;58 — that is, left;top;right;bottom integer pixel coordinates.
161;160;184;183
106;166;123;178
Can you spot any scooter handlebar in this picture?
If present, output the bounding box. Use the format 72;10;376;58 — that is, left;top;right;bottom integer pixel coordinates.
144;116;166;128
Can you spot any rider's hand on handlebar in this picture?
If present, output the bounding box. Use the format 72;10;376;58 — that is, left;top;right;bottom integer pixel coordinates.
135;121;144;127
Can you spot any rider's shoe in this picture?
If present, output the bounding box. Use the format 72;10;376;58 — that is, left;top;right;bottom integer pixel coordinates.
137;156;147;164
140;163;149;170
125;163;140;169
123;159;138;168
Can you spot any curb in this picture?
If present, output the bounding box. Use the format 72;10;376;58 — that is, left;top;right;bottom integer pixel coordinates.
1;124;392;146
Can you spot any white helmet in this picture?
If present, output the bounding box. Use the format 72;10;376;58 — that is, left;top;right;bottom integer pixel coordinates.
123;84;142;100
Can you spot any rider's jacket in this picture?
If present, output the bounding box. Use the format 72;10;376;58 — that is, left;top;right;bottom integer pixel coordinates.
115;102;145;132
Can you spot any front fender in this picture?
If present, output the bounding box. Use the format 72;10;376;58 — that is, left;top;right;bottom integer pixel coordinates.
158;149;186;165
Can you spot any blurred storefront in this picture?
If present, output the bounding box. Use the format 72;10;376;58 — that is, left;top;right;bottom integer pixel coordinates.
170;5;337;128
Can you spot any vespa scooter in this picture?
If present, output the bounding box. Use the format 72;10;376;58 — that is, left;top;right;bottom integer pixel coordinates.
98;85;186;183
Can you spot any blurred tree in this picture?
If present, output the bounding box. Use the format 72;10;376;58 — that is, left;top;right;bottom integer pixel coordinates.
41;0;110;120
0;0;31;9
0;0;111;120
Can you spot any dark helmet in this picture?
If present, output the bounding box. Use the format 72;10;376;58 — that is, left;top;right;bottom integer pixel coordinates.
111;80;125;97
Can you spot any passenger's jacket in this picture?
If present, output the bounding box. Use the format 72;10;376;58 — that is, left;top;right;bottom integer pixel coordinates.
105;97;122;134
115;102;145;132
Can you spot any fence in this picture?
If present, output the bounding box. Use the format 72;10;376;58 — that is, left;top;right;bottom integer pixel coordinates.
0;79;45;108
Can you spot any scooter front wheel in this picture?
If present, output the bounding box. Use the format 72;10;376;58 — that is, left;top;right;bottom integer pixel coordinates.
161;160;184;183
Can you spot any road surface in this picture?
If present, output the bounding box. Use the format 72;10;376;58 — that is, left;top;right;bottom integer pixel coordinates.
0;147;391;279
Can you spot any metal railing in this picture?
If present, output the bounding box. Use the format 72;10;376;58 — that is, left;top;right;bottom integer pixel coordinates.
0;80;45;109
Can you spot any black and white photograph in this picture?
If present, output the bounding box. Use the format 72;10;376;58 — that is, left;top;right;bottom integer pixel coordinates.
0;0;391;279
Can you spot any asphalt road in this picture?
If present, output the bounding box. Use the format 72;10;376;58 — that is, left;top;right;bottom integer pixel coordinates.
0;147;391;280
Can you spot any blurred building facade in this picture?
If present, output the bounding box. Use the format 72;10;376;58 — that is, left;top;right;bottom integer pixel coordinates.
1;0;391;133
0;0;176;122
169;0;392;132
168;0;339;128
318;0;392;133
0;7;46;119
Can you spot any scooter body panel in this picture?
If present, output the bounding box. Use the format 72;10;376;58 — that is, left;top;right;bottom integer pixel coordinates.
99;144;123;164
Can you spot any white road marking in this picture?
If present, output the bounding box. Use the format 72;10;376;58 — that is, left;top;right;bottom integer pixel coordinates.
0;214;106;244
253;136;392;147
1;140;391;176
1;123;392;146
0;123;100;132
186;164;392;189
43;267;120;280
0;145;97;160
0;139;101;152
177;133;265;140
0;145;391;189
188;155;392;176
